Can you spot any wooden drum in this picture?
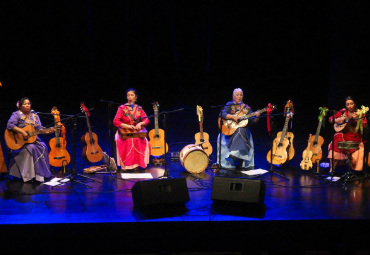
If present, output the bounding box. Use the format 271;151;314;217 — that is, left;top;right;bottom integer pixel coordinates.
179;144;209;173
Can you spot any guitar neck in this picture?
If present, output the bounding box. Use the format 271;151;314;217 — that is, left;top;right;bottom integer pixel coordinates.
279;115;291;144
313;120;322;144
29;128;50;137
240;107;267;120
199;120;204;139
85;114;94;140
154;110;159;136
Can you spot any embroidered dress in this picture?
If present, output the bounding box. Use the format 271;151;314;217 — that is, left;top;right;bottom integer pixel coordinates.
328;109;367;170
7;111;52;182
217;101;255;169
113;104;150;170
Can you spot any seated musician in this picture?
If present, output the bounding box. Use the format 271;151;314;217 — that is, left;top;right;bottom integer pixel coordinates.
328;96;367;172
113;88;150;171
217;88;260;170
6;97;54;182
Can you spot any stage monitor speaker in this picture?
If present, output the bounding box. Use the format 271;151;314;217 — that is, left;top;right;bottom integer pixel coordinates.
132;178;190;208
211;176;265;205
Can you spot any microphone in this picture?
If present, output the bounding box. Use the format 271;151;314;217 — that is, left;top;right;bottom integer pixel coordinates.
31;110;37;115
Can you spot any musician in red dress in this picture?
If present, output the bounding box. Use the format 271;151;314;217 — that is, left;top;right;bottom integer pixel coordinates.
328;96;367;172
113;88;150;170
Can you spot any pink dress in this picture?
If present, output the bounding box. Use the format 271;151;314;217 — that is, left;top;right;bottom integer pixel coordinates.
113;104;150;170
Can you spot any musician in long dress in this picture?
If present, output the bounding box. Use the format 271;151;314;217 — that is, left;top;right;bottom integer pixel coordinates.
113;88;150;171
217;88;260;170
6;97;54;182
328;96;367;172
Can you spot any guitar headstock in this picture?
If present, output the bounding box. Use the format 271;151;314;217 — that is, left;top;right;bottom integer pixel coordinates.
152;101;159;113
80;102;90;116
51;106;61;123
284;100;294;118
196;105;203;122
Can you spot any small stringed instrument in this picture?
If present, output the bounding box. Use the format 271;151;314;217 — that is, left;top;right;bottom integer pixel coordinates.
80;102;103;163
334;107;369;133
4;125;52;150
148;102;168;156
218;105;276;136
194;105;213;156
49;106;71;167
300;135;313;170
267;101;295;165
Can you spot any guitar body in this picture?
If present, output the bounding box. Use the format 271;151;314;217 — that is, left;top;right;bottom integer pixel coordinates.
266;131;295;165
194;132;213;156
49;137;71;167
334;122;350;133
148;128;168;156
218;111;249;136
0;142;7;173
4;125;38;150
81;132;103;163
300;149;313;170
309;135;324;162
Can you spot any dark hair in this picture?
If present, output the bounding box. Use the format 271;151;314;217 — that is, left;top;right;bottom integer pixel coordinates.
345;96;355;103
126;88;137;96
18;97;31;108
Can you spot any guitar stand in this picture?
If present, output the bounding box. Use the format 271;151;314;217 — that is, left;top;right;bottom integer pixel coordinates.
59;115;101;188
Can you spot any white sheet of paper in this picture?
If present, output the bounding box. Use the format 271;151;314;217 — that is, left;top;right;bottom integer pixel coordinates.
44;181;63;186
49;178;62;182
241;169;269;176
326;176;340;181
121;173;153;179
60;178;70;183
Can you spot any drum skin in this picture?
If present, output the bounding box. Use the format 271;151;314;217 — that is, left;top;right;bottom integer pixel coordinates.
179;144;209;173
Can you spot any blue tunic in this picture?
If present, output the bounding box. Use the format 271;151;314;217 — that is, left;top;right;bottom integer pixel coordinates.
217;101;256;170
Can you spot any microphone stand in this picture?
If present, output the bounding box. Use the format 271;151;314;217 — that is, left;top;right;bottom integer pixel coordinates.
99;99;122;178
155;107;184;179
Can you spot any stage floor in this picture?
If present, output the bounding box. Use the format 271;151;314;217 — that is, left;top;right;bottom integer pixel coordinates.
1;157;369;254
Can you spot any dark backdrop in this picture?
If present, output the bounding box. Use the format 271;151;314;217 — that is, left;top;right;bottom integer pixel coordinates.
0;1;369;160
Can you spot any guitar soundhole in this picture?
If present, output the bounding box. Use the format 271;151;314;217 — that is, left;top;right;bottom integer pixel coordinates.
200;139;204;143
154;135;160;139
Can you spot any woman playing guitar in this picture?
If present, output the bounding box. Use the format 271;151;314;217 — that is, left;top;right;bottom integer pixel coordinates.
113;88;150;171
328;96;367;172
5;97;54;182
217;88;261;170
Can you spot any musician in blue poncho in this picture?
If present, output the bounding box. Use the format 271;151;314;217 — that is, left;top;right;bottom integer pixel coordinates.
217;88;260;170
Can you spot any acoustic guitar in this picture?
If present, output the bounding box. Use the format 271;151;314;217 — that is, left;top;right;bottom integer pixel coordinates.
148;102;168;156
195;105;213;156
308;107;327;164
267;102;295;165
48;106;71;167
4;125;52;150
80;102;103;163
218;105;276;136
300;135;313;170
334;107;369;133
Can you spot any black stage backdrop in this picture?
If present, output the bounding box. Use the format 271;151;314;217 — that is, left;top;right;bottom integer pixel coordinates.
0;1;369;142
